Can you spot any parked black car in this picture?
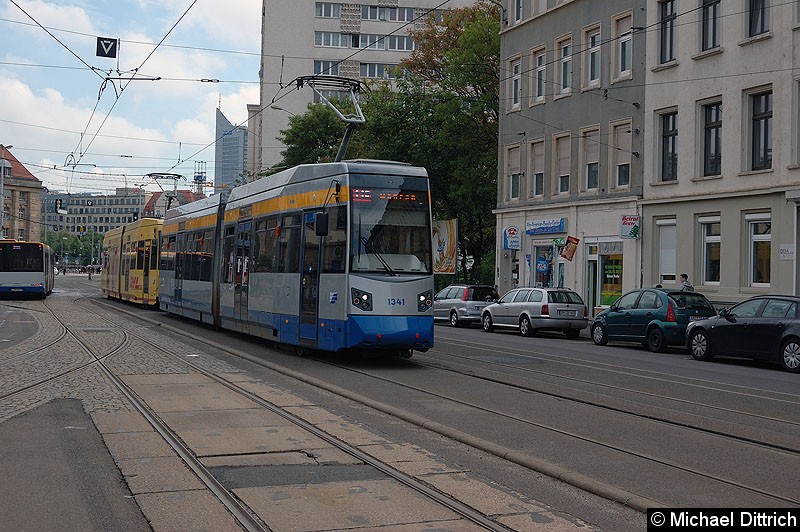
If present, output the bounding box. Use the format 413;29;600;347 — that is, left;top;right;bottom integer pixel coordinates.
686;295;800;373
591;288;717;352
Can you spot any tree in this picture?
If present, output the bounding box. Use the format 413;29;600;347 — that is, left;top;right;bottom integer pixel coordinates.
270;1;501;284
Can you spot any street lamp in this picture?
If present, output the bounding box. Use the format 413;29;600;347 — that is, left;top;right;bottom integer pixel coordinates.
0;145;13;229
270;105;295;117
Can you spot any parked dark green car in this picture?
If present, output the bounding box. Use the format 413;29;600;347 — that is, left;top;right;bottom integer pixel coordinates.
590;288;717;353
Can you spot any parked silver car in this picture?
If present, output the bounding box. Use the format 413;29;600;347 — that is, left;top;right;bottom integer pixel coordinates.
481;287;588;338
434;284;499;327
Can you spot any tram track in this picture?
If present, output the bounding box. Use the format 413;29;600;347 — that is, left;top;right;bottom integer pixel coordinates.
89;297;800;511
69;297;523;531
419;339;800;451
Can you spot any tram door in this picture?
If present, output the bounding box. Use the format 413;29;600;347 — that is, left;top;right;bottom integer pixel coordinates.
174;232;186;302
299;212;321;342
141;240;150;297
234;222;251;322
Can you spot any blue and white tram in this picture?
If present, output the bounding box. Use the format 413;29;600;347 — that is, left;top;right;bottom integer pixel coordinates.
0;240;55;298
159;160;434;356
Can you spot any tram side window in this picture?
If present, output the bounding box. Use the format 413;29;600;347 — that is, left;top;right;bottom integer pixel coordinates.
199;230;214;281
276;214;301;273
136;241;145;270
160;235;175;271
222;225;235;283
253;217;277;273
322;206;346;273
187;231;203;281
150;235;159;271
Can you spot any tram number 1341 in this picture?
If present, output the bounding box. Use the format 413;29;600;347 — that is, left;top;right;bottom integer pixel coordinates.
388;298;406;306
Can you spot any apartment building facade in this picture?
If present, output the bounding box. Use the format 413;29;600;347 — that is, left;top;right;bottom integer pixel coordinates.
0;146;44;242
641;0;800;304
251;0;476;174
495;0;646;311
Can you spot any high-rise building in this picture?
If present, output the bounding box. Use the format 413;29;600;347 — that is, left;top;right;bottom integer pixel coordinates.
250;0;477;174
214;108;248;192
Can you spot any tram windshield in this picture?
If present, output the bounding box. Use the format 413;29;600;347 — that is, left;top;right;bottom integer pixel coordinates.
350;185;432;274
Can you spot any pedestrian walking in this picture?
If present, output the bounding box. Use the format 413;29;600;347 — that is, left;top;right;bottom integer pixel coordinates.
679;273;693;291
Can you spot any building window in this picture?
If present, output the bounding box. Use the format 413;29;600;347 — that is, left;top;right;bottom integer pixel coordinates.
611;122;631;187
659;0;676;63
751;91;772;170
748;0;769;37
582;129;600;190
510;58;522;110
557;37;572;95
700;216;721;284
359;34;388;50
661;111;678;181
533;50;546;103
555;134;570;193
657;219;676;284
314;60;339;76
701;0;721;51
585;28;601;87
386;35;415;51
531;139;545;196
703;102;722;176
747;214;771;286
315;2;341;18
507;146;521;200
514;0;523;22
615;14;633;78
314;31;348;48
360;63;396;79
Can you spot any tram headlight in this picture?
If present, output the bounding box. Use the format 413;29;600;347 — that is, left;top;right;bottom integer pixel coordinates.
351;288;373;311
418;289;433;312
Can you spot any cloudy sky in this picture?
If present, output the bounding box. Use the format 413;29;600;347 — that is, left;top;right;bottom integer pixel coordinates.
1;0;261;194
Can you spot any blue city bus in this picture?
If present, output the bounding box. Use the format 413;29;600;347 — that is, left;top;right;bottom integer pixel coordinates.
0;240;55;298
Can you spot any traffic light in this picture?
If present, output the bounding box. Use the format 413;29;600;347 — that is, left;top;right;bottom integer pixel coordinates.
133;213;138;221
55;198;62;210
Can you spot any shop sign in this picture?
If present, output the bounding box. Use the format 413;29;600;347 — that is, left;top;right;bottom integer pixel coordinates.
620;214;641;239
503;225;521;250
780;244;795;261
526;217;566;235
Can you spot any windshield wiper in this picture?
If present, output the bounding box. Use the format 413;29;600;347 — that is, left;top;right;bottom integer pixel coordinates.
359;236;396;276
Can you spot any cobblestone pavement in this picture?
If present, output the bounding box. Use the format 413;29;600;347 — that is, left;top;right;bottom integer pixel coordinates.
1;279;606;532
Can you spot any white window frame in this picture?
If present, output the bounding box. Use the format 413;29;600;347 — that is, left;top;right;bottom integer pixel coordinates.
656;219;677;284
659;0;676;64
531;47;546;104
701;0;721;51
749;88;773;171
554;133;571;194
507;145;521;200
530;138;545;197
748;0;770;37
746;212;771;287
581;127;600;191
510;57;522;110
610;120;632;188
514;0;523;23
315;2;341;18
699;215;721;285
613;13;633;81
314;31;348;48
556;36;572;96
584;26;601;89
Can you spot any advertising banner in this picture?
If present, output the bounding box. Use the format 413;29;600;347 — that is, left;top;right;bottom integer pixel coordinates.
560;235;580;261
432;219;458;274
620;214;641;239
503;225;521;250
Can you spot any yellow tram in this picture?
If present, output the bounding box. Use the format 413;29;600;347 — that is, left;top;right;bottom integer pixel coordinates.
101;218;163;306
